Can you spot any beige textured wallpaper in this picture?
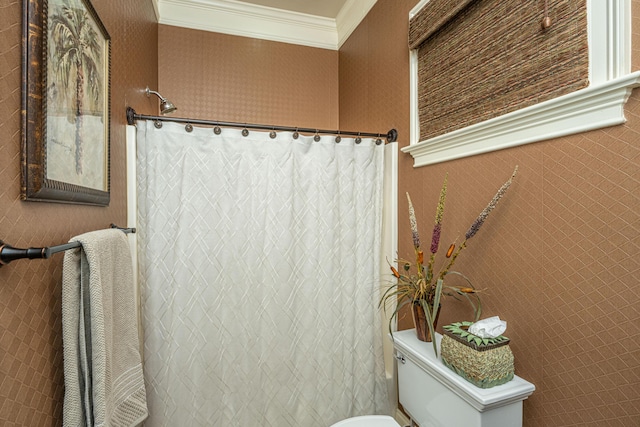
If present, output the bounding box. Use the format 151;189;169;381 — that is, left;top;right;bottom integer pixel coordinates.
158;25;339;130
339;0;640;425
2;0;639;425
0;0;158;424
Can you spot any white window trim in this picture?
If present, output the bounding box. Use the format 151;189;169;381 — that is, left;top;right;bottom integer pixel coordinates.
403;0;640;167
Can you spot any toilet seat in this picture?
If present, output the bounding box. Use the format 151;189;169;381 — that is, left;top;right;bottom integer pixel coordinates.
329;415;401;427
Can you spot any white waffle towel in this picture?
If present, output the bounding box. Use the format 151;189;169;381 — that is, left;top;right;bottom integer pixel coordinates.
62;229;148;427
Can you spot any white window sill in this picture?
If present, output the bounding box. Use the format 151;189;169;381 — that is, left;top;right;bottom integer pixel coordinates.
402;71;640;167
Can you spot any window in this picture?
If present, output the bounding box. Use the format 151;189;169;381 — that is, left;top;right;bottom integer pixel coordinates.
404;0;639;167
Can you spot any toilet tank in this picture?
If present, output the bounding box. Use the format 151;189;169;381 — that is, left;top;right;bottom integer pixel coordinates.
392;329;535;427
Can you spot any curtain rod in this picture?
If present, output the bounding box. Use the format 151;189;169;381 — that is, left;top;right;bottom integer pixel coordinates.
126;107;398;143
0;224;136;267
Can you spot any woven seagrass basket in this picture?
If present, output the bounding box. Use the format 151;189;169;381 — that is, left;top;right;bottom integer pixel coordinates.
440;325;514;389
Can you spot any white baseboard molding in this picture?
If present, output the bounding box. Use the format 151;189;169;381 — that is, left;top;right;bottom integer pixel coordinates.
395;408;411;426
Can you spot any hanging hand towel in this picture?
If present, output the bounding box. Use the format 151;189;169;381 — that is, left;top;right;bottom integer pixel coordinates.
62;229;148;427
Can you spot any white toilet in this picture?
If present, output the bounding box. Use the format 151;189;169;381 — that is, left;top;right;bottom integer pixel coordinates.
332;329;535;427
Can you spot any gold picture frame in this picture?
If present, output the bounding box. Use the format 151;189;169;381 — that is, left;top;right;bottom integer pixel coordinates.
22;0;110;205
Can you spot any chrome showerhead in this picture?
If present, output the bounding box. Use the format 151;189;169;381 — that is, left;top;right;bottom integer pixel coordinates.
146;87;177;115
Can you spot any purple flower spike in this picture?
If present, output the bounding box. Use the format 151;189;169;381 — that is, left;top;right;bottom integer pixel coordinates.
465;166;518;240
430;223;441;254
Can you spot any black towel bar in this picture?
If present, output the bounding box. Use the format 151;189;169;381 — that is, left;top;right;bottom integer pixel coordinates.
0;224;136;267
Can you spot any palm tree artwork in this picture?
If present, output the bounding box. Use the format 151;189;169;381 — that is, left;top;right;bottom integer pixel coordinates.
48;0;103;175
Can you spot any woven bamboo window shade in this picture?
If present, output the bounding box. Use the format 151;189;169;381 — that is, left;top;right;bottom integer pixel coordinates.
410;0;589;141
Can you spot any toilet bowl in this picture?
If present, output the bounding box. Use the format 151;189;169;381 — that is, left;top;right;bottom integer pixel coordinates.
329;415;400;427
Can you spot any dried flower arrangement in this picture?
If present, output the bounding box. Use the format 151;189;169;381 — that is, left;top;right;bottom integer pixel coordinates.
380;166;518;356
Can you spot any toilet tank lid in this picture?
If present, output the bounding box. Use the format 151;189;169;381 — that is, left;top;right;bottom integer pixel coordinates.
391;329;535;412
330;415;401;427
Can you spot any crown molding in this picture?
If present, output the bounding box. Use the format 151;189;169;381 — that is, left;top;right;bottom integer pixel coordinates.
157;0;337;49
156;0;376;50
336;0;377;48
152;0;160;20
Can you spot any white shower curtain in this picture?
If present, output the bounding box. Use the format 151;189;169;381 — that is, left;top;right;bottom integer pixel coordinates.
136;120;389;426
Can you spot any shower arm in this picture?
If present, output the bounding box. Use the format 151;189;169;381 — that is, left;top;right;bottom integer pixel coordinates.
145;87;177;115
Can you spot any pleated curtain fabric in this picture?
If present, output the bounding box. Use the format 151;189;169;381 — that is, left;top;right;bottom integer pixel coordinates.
136;120;389;426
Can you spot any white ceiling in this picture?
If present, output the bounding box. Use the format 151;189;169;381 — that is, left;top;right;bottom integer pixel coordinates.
154;0;378;50
237;0;349;18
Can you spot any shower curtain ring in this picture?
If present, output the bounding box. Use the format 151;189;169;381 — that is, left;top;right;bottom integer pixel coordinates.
375;133;383;146
292;127;299;139
335;131;341;143
314;130;321;142
154;120;163;129
213;123;222;135
269;127;277;139
242;125;249;137
185;123;193;133
355;133;362;144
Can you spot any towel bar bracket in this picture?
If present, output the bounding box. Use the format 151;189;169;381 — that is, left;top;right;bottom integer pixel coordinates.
0;241;46;266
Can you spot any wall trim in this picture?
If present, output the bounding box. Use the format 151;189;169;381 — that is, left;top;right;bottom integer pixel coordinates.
404;0;638;166
381;142;398;415
403;72;640;167
152;0;160;21
155;0;377;50
336;0;378;47
395;408;410;425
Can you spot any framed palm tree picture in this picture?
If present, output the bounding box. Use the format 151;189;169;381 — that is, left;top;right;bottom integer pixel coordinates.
22;0;110;205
